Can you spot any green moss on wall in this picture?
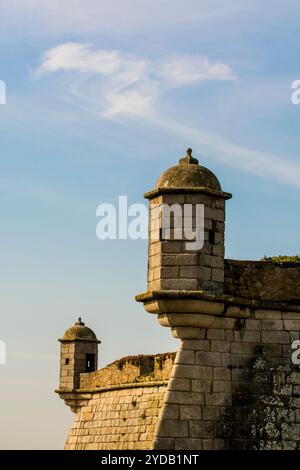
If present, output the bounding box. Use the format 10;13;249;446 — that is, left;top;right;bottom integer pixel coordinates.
262;255;300;266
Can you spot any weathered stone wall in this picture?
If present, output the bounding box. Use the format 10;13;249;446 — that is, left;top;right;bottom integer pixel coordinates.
80;353;175;389
153;307;300;450
225;260;300;302
60;341;98;390
148;194;225;294
63;353;175;450
60;342;76;390
65;383;167;450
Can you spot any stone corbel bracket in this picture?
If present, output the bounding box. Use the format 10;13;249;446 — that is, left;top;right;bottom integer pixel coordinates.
55;389;92;413
135;290;281;339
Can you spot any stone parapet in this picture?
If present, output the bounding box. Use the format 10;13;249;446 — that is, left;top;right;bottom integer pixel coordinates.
79;353;175;389
225;259;300;302
57;353;175;415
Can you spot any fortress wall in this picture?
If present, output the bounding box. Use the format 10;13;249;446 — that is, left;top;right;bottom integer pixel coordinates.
64;383;167;450
153;307;300;450
225;260;300;302
63;353;176;450
79;353;175;390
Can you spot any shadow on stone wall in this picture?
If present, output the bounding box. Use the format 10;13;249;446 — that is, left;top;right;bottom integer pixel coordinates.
219;345;299;450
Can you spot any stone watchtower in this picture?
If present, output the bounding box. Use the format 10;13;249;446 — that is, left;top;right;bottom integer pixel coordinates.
137;149;300;450
58;318;100;391
145;148;231;295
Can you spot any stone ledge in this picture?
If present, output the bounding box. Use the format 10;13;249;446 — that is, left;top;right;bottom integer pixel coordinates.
144;187;232;200
56;381;169;413
56;380;169;396
135;290;300;313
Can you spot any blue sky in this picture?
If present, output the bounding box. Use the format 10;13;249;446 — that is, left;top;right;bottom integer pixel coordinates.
0;0;300;449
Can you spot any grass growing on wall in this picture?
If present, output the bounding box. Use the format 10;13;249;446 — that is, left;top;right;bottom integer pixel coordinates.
262;255;300;266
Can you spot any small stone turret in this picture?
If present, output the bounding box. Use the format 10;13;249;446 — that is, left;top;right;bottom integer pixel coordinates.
145;148;231;295
58;317;100;391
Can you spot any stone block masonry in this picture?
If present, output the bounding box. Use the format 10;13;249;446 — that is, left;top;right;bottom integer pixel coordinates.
147;190;228;295
59;353;176;450
224;259;300;302
65;384;167;450
153;307;300;450
137;152;300;450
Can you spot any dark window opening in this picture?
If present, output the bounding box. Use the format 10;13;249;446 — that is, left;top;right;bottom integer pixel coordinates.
208;229;215;244
65;358;70;365
85;353;96;372
208;221;217;244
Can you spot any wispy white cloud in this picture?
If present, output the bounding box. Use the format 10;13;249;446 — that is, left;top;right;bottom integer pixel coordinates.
153;117;300;189
35;42;300;189
159;55;236;85
37;43;149;80
36;42;235;118
37;43;157;118
104;80;158;118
